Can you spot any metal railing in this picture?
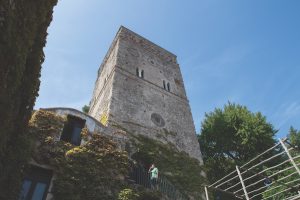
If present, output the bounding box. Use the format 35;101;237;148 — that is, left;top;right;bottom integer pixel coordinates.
204;138;300;200
128;163;189;200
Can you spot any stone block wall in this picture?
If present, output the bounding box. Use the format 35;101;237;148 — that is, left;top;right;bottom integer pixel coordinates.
89;26;203;163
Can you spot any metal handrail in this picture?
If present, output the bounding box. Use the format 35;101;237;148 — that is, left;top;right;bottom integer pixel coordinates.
128;163;189;200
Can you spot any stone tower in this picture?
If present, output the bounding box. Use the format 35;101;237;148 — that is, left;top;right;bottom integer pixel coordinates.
89;26;203;162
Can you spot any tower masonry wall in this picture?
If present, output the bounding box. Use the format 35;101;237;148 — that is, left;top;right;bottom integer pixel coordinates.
89;27;203;163
89;40;119;120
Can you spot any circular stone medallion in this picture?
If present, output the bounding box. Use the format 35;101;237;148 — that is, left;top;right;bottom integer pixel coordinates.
151;113;165;127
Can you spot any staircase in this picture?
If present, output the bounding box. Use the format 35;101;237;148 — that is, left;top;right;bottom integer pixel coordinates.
128;163;189;200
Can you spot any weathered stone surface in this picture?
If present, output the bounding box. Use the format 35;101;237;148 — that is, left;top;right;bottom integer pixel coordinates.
89;26;203;163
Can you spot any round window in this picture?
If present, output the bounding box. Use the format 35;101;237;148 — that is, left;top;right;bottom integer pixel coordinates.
151;113;165;127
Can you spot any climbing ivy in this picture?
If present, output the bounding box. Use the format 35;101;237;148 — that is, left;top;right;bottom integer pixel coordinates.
14;110;207;199
28;110;130;200
0;0;57;199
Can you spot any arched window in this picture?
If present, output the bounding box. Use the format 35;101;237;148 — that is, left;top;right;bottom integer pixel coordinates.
167;83;170;92
136;68;139;76
163;80;166;89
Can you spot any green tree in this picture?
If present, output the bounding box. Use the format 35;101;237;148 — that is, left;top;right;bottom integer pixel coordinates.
288;126;300;147
198;103;277;183
82;105;90;114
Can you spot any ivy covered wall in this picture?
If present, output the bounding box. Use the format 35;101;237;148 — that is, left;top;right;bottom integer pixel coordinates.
25;110;206;200
29;110;130;200
0;0;57;199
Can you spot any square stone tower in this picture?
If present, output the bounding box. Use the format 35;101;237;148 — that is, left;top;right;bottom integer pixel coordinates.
89;26;203;162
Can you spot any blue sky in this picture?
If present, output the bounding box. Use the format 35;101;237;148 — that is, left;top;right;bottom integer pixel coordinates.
35;0;300;138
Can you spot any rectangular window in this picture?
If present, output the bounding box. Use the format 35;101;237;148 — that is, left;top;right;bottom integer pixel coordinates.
19;166;52;200
167;83;170;92
60;115;86;146
136;68;144;79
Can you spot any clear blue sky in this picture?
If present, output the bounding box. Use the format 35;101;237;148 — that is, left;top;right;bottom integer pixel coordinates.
35;0;300;138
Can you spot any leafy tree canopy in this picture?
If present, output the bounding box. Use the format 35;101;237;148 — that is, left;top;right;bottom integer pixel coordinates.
198;102;277;183
288;126;300;147
82;105;90;114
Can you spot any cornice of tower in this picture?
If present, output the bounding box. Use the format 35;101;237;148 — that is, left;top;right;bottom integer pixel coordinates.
118;26;177;60
97;26;178;79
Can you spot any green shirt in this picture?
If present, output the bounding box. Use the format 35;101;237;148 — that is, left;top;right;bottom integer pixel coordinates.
150;167;158;179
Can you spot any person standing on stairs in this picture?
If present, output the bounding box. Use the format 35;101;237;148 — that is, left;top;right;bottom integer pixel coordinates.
149;163;159;189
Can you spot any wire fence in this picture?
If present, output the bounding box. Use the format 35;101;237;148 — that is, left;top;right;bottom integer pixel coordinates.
204;138;300;200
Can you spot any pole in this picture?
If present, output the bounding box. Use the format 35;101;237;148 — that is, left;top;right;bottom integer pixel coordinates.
279;139;300;176
204;186;209;200
236;166;250;200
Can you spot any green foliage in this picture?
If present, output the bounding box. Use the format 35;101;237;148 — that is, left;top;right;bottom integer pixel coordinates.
29;110;130;200
262;167;299;199
288;126;300;147
198;102;277;184
118;189;140;200
131;134;206;199
0;1;57;199
118;188;162;200
262;128;300;199
137;190;162;200
82;105;90;114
